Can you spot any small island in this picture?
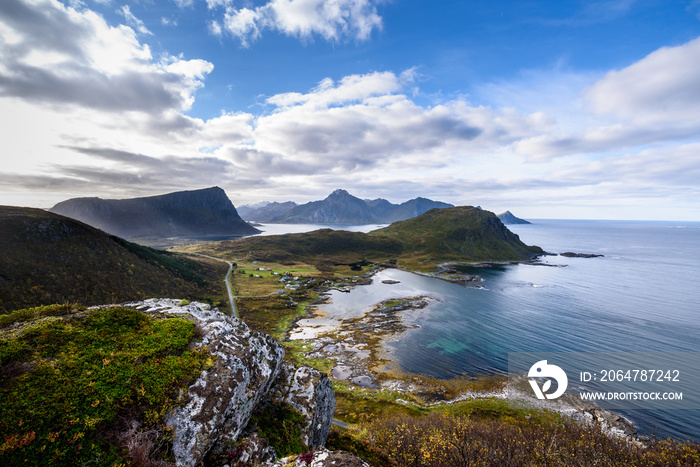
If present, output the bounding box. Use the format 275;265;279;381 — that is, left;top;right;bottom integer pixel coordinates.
560;252;605;258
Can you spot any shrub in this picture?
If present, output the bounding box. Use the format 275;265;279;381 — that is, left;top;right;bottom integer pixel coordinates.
249;403;306;457
352;413;700;467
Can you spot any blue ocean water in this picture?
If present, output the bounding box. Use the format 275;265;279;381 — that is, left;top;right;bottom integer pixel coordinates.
318;219;700;441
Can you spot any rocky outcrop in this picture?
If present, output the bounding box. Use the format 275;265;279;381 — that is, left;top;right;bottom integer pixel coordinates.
270;448;370;467
230;432;278;465
125;299;285;467
122;299;347;467
268;363;336;449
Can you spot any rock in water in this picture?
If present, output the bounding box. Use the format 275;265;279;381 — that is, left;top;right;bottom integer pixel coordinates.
125;299;285;467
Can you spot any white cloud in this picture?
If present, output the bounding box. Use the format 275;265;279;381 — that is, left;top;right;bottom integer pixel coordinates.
515;36;700;160
161;17;178;27
1;0;697;220
206;0;233;8
0;0;212;112
0;0;228;201
584;36;700;124
223;8;263;47
118;5;152;36
213;0;383;46
208;20;223;37
266;70;408;108
231;71;552;178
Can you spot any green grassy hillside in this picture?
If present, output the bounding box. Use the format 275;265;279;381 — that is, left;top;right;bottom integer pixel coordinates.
0;206;228;313
182;228;404;267
180;207;543;274
371;206;543;269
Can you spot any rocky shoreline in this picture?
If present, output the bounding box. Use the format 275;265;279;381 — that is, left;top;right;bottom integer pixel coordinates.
408;262;485;284
306;296;433;390
288;267;640;443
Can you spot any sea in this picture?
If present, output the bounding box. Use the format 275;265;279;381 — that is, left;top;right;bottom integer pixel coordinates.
259;220;699;442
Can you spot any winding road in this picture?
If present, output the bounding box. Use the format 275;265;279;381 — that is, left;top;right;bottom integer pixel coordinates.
187;253;237;318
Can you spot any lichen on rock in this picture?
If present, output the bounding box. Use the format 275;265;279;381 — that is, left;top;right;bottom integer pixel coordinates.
126;299;286;467
269;447;370;467
267;363;336;449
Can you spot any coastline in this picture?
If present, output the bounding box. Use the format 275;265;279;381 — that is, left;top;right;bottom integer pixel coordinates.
288;265;639;441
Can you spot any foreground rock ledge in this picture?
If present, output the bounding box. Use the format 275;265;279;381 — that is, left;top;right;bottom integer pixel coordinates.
125;298;285;467
122;299;348;467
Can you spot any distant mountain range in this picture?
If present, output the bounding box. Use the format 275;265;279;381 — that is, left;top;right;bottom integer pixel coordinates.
239;189;453;224
239;201;299;223
49;187;259;240
497;211;531;225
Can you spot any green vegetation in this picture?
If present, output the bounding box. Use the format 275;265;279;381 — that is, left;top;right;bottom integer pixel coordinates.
333;383;428;424
0;206;229;313
249;402;308;457
6;203;697;466
179;207;544;277
0;303;81;330
371;206;544;271
173;224;700;466
177;229;402;269
0;305;211;466
110;236;205;285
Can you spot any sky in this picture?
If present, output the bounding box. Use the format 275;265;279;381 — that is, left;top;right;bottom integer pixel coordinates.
1;0;700;220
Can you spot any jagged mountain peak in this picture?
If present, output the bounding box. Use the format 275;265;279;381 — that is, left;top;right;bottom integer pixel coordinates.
268;189;454;225
328;188;352;198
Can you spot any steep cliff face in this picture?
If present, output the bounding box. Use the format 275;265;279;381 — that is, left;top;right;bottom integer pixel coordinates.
49;187;259;240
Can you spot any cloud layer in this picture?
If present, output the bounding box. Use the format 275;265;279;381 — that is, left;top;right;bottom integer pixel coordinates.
208;0;382;46
1;0;698;220
0;0;212;113
516;36;700;160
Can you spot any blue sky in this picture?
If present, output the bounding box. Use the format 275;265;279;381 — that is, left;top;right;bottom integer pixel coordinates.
1;0;699;220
